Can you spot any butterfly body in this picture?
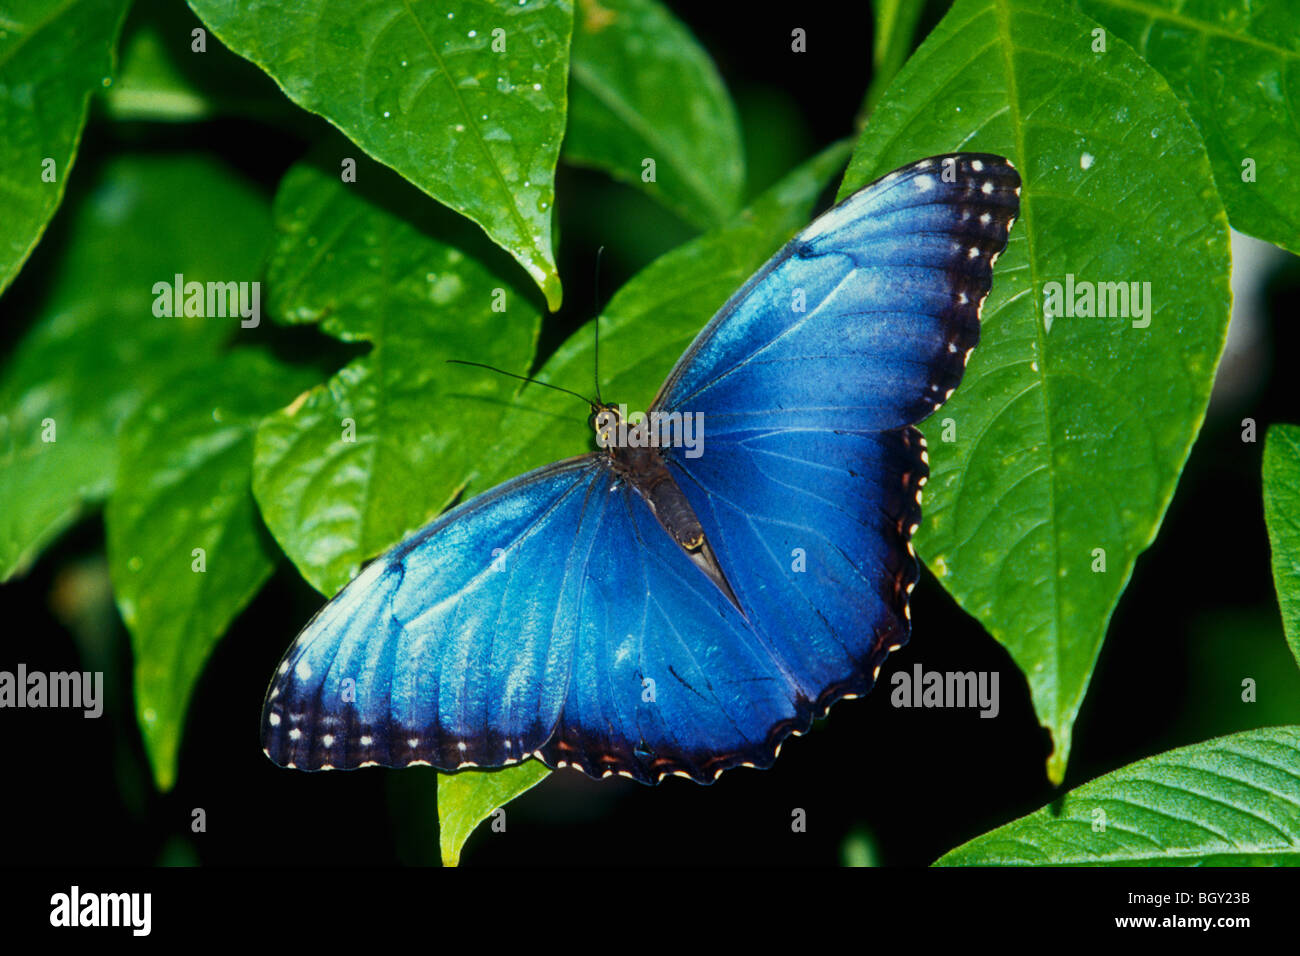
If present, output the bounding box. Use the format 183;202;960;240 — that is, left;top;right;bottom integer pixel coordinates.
593;403;742;611
262;153;1021;784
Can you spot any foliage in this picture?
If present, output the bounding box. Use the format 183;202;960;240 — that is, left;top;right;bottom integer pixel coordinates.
1;0;1296;866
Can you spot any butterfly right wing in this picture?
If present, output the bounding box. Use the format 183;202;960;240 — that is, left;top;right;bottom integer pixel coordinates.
261;457;609;771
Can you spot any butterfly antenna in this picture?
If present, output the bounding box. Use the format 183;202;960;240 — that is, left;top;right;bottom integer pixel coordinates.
445;360;597;408
593;245;605;406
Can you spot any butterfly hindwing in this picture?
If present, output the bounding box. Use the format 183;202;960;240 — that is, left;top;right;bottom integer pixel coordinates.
668;425;926;720
537;479;800;782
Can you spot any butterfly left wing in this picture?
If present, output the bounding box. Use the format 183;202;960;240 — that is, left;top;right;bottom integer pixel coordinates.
262;458;606;771
261;454;803;782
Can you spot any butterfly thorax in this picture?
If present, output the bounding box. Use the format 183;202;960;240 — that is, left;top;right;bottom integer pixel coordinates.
591;403;741;611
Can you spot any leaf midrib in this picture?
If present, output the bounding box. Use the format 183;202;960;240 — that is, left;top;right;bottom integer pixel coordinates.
397;0;537;255
992;0;1067;754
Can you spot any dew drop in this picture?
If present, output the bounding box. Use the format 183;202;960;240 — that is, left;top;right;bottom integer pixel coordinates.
373;91;399;119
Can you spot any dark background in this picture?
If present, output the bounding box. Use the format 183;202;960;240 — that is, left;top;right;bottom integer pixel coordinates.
2;0;1298;867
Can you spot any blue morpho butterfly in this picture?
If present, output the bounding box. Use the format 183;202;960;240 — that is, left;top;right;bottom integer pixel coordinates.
262;153;1021;784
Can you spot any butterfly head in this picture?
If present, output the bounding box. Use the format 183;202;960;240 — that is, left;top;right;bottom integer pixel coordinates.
589;402;622;446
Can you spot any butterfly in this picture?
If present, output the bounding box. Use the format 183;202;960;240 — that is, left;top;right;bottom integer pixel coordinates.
261;153;1021;784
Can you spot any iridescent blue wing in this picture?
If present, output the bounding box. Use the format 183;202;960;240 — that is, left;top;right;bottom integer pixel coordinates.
262;459;600;772
657;153;1020;428
651;152;1020;731
262;457;799;781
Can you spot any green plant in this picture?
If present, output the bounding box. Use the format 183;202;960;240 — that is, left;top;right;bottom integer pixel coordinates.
2;0;1296;866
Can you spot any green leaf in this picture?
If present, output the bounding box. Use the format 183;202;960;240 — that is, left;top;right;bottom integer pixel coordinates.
1078;0;1300;255
843;0;1232;783
107;350;318;790
861;0;928;118
937;727;1300;865
251;154;541;598
0;154;272;580
0;0;130;293
565;0;744;228
435;141;851;835
186;0;573;310
437;759;549;866
1264;424;1300;672
102;0;300;125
